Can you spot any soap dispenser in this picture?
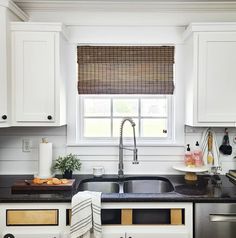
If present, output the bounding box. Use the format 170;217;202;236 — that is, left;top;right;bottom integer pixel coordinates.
193;141;203;167
184;144;195;167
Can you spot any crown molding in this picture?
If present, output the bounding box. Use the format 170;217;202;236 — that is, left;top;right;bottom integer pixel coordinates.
0;0;28;21
13;1;236;12
183;22;236;40
10;21;69;39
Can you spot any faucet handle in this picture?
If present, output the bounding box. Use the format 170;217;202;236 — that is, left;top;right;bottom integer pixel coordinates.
133;148;139;164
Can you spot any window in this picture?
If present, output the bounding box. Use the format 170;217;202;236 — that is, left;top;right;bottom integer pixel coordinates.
75;46;176;144
78;94;173;142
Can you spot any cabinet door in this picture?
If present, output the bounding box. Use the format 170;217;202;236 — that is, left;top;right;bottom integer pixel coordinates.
198;32;236;123
127;232;188;238
102;232;125;238
12;32;55;122
0;75;7;125
0;23;7;125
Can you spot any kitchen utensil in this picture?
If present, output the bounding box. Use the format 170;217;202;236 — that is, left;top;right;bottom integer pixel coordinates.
207;131;214;165
219;128;232;155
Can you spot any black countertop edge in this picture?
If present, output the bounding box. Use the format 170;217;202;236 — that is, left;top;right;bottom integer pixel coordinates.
101;197;236;203
1;197;236;203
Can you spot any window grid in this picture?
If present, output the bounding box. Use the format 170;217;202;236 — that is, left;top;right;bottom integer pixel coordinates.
79;95;172;141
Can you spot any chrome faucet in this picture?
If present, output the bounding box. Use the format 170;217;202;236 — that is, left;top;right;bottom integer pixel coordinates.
211;166;222;175
118;118;138;178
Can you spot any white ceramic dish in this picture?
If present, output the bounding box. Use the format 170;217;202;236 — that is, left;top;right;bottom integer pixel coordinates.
173;164;208;173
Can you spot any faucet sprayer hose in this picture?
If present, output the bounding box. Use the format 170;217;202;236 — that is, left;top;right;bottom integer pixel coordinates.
119;118;136;138
118;117;138;178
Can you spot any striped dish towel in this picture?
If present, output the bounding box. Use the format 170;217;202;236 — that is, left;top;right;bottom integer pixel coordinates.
71;191;102;238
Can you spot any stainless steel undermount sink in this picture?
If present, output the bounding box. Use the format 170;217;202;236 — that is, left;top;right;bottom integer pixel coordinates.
78;181;120;193
78;177;174;194
123;177;174;193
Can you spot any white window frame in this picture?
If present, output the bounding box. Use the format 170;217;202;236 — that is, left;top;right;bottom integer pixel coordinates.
78;94;173;144
66;43;185;147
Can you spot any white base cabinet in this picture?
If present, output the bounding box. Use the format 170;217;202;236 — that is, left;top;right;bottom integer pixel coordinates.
11;23;68;126
103;229;189;238
0;203;71;238
0;202;193;238
102;202;193;238
184;23;236;127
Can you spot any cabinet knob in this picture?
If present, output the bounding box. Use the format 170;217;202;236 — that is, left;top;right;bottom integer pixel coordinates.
4;234;15;238
2;115;7;120
47;115;52;120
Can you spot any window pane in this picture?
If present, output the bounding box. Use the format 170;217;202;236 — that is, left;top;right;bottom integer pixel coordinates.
141;98;167;117
113;118;139;137
84;99;110;117
141;119;167;137
84;119;111;137
113;99;138;117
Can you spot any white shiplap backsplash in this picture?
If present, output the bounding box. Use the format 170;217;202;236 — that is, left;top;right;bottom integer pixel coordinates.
0;126;235;175
0;127;67;175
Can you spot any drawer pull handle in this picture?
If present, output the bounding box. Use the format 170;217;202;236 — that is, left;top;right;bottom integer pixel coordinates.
4;234;15;238
210;214;236;222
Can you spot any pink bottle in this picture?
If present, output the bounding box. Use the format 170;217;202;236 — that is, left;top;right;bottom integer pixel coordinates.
193;141;203;167
184;144;195;167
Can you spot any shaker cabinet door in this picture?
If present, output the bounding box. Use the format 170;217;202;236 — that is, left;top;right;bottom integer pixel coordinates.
102;232;125;238
12;32;55;123
0;76;7;125
0;27;8;126
198;32;236;123
127;232;188;238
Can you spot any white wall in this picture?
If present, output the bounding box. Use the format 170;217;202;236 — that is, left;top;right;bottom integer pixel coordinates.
0;126;236;175
1;4;236;175
0;127;66;175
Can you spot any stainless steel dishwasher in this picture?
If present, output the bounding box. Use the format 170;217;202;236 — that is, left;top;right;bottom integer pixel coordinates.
195;203;236;238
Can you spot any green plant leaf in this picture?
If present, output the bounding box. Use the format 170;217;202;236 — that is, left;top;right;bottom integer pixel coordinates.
53;153;81;174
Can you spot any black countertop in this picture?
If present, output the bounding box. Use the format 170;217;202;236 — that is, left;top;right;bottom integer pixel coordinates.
0;174;236;203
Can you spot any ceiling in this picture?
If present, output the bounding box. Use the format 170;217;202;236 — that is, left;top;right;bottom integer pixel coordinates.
12;0;236;13
12;0;236;2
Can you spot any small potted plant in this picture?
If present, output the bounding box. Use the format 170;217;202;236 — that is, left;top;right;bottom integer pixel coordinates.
53;153;81;179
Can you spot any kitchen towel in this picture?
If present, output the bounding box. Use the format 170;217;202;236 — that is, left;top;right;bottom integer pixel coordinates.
38;138;53;179
71;191;102;238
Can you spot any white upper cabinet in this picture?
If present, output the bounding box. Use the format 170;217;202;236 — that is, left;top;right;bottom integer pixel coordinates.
13;32;55;122
11;23;68;126
0;7;11;127
0;25;8;126
198;32;236;123
0;3;27;128
184;23;236;127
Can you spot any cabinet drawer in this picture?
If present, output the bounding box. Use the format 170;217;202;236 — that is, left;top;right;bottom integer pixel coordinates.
67;208;183;226
6;209;59;226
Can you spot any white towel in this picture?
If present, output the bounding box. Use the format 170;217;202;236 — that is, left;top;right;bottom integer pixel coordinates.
71;191;102;238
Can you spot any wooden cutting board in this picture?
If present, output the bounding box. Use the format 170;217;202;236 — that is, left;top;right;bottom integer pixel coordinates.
12;179;75;192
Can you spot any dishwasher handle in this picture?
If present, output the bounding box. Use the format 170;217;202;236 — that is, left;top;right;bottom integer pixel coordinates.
210;214;236;222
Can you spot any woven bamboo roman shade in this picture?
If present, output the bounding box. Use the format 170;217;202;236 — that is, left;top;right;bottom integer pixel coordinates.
77;46;175;94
